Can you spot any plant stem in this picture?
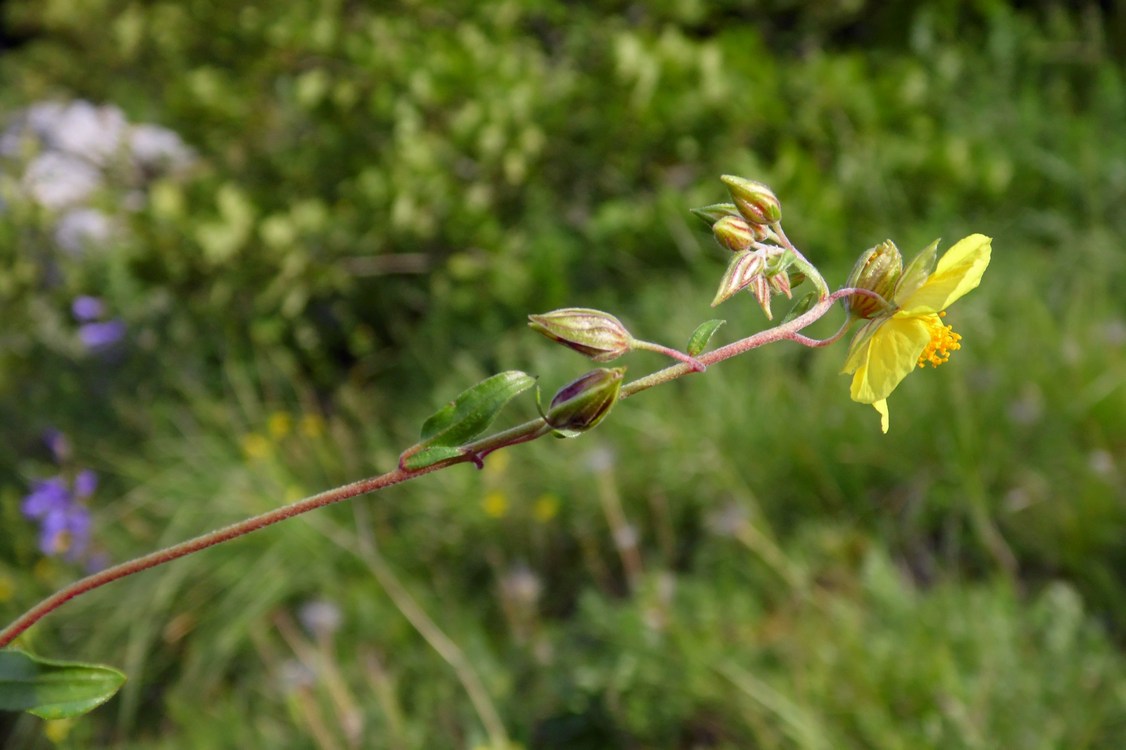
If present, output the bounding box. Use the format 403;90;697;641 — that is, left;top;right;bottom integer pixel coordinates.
629;339;707;371
0;465;443;647
621;287;865;398
0;286;878;648
772;223;830;299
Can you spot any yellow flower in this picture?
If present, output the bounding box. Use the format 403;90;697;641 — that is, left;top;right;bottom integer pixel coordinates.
241;433;271;460
267;412;293;439
842;234;992;432
481;490;509;518
533;493;560;522
300;413;325;438
45;718;75;742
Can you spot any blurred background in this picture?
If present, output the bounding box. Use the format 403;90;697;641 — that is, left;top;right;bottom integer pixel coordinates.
1;0;1124;747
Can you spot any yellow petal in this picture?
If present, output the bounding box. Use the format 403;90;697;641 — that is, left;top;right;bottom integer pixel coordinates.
841;318;882;375
899;234;991;314
848;316;932;403
873;399;890;433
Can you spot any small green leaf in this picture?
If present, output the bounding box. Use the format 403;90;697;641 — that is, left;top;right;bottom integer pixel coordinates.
419;371;536;446
401;445;466;471
0;649;125;719
687;320;726;356
781;291;818;324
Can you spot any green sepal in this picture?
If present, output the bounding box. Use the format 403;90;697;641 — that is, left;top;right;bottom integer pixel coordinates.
419;371;536;446
893;238;940;304
781;291;818;324
401;445;466;471
0;649;125;719
686;320;725;356
689;202;739;226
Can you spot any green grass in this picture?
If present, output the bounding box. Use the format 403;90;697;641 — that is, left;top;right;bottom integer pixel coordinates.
2;1;1126;748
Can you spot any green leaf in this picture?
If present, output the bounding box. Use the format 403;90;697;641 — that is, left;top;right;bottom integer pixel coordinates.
0;649;125;719
781;292;818;324
401;445;466;471
687;320;726;356
419;371;536;446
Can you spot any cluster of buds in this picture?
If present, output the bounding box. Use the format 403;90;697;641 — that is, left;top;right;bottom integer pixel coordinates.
526;307;709;436
692;176;793;319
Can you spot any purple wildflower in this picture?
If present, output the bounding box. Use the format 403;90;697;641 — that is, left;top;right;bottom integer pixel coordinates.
21;477;71;518
43;428;72;462
21;474;95;560
39;505;92;560
74;468;97;497
78;319;126;350
71;295;106;322
70;296;126;351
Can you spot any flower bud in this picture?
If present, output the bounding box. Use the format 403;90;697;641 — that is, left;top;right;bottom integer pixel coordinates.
711;215;756;252
711;250;765;307
749;274;774;319
528;308;633;362
545;367;625;435
768;270;792;299
720;175;782;225
845;240;902;319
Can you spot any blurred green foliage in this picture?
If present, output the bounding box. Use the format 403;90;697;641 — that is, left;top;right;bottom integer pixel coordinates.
2;0;1126;747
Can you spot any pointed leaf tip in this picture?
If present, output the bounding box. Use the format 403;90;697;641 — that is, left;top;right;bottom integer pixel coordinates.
419;371;536;447
687;320;726;356
0;649;125;719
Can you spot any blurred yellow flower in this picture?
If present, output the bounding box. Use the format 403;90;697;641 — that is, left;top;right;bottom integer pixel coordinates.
241;433;271;460
533;494;560;522
482;490;509;518
482;448;510;477
267;412;292;439
843;234;992;432
45;719;75;742
300;413;325;438
33;558;56;582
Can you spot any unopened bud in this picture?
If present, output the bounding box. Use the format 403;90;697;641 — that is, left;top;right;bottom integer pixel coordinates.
545;367;625;435
720;175;782;225
528;308;633;362
768;270;792;299
845;240;902;319
711;215;756;252
749;274;774;320
711;250;765;307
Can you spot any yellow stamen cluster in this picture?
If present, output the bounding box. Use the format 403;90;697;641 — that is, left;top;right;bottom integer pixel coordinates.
917;312;962;368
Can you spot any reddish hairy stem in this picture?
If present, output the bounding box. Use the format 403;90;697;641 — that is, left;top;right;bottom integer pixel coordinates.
621;287;875;398
1;286;881;647
0;465;448;647
629;339;707;371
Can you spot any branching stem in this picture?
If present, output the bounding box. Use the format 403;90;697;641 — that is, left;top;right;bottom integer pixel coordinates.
0;286;881;648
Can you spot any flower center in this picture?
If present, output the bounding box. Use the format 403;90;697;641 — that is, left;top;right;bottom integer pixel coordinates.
917;312;962;368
